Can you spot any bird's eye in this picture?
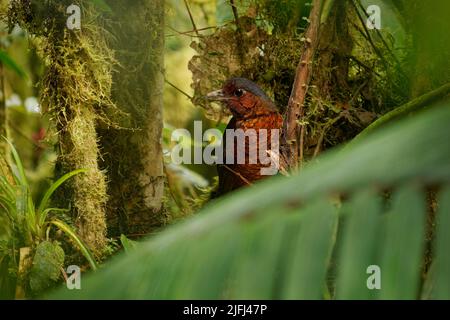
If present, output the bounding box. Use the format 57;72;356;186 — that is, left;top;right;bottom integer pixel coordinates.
234;89;245;97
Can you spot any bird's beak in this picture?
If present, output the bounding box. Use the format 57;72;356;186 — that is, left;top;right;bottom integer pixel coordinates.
206;89;228;101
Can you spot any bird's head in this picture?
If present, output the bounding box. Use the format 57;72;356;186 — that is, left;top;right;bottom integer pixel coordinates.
206;78;278;119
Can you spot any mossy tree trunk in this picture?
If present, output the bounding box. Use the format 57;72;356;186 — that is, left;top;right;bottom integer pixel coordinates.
99;0;165;236
9;1;114;254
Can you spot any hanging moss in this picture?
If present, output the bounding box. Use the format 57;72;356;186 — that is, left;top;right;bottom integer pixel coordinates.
9;0;116;254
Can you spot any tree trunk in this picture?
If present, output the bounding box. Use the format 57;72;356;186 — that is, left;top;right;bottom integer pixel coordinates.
283;0;323;170
9;0;114;254
99;0;165;237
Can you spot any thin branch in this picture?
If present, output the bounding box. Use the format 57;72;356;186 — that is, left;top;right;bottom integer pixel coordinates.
165;79;193;100
229;0;246;66
229;0;241;31
313;114;344;158
166;25;223;37
283;0;323;171
183;0;200;37
223;165;252;186
347;55;382;78
354;0;406;77
350;0;389;71
350;0;407;80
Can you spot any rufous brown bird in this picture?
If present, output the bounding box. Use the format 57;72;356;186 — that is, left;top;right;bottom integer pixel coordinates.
207;78;283;197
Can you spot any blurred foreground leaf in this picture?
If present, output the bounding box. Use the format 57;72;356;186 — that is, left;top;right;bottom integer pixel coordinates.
51;104;450;299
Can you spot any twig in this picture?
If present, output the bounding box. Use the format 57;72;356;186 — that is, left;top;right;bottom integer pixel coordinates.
229;0;246;66
230;0;241;31
283;0;323;171
350;0;390;71
354;0;406;78
183;0;200;37
223;165;252;186
313;114;344;158
347;55;382;78
350;0;407;82
60;266;68;283
165;79;193;100
167;25;223;37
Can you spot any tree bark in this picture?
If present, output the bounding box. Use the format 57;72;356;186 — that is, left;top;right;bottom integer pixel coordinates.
283;0;323;170
99;0;165;237
9;0;113;254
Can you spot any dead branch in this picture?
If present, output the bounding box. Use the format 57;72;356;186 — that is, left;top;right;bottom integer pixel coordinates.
183;0;200;37
283;0;323;171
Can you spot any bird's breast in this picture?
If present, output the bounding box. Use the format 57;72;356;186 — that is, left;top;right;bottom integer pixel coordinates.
222;113;283;177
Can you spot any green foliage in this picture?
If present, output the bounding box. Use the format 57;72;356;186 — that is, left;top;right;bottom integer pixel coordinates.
0;138;96;297
0;49;27;78
50;220;97;271
378;186;425;299
90;0;112;13
119;235;138;253
257;0;310;33
9;0;116;252
430;187;450;299
51;104;450;299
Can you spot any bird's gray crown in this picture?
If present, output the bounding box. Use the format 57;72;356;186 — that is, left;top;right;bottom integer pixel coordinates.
226;78;271;101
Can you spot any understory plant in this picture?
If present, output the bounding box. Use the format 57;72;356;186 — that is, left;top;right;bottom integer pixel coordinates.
0;138;96;298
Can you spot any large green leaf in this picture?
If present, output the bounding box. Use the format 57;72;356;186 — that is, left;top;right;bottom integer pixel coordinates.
37;169;87;225
282;200;338;299
50;104;450;299
379;185;426;299
229;210;290;299
335;190;382;299
429;186;450;299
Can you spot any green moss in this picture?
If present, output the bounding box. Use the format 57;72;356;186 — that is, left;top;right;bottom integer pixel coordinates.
8;0;117;254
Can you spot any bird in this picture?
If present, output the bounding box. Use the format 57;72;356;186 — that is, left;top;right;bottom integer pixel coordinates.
206;77;284;197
